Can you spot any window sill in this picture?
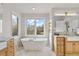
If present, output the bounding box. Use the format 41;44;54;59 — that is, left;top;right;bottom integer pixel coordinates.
25;35;48;38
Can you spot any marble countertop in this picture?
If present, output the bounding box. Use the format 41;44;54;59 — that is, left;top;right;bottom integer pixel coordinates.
0;42;7;50
54;35;67;37
0;36;13;51
0;36;13;42
67;36;79;41
54;35;79;41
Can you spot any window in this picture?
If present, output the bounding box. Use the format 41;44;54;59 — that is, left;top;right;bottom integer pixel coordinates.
27;19;35;35
26;18;45;35
0;16;2;33
36;19;45;35
12;15;18;36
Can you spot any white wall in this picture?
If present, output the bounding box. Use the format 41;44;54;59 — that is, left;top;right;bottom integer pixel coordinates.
54;16;79;34
2;6;50;38
49;9;53;50
2;8;12;37
64;16;79;34
2;6;21;37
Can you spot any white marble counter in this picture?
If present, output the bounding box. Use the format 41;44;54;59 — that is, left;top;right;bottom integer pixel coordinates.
0;36;13;42
0;42;7;50
54;35;79;41
67;36;79;41
0;36;13;51
54;35;67;37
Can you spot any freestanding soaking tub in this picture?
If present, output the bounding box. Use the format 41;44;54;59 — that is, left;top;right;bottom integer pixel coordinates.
21;37;48;51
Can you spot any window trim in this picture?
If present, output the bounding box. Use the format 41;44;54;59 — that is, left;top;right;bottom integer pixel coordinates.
25;18;45;36
26;19;35;35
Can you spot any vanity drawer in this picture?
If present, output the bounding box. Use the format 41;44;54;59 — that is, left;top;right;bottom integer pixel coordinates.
7;48;14;51
7;40;14;44
65;53;79;56
57;42;64;45
56;52;64;56
7;48;14;56
7;44;14;48
56;37;65;41
57;46;64;52
7;51;14;56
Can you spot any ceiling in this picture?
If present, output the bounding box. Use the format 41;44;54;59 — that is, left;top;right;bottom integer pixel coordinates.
1;3;79;13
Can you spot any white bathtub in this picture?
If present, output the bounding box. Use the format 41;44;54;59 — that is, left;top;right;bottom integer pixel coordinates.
21;37;47;51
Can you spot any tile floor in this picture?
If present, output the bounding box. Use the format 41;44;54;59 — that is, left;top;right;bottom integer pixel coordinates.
15;46;55;56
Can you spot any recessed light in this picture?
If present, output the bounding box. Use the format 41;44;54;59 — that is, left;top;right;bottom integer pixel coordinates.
32;7;35;11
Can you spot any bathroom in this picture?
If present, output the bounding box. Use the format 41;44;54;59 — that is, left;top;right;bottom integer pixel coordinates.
1;3;79;56
0;3;53;56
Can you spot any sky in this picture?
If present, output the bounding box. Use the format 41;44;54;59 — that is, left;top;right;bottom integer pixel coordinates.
27;19;45;27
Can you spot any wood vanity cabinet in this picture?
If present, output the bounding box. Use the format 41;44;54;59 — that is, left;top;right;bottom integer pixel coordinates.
54;36;79;56
65;41;79;56
54;36;65;56
0;48;7;56
7;39;15;56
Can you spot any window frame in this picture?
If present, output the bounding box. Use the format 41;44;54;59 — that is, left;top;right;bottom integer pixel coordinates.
25;18;45;36
26;19;35;35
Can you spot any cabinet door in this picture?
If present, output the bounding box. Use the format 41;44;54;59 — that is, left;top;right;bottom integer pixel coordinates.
57;37;65;46
7;39;14;56
74;42;79;53
56;45;64;56
56;37;65;56
65;41;73;54
0;48;7;56
7;50;14;56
